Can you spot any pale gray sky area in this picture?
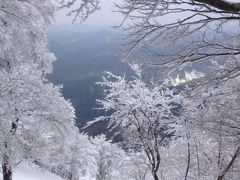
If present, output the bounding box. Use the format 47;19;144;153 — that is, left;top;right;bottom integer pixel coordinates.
54;0;122;26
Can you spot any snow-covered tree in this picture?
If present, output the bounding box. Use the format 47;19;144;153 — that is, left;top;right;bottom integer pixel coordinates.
0;63;82;180
90;135;127;180
0;0;56;73
35;133;97;180
0;0;100;72
177;75;240;180
0;1;101;180
95;64;182;180
121;151;152;180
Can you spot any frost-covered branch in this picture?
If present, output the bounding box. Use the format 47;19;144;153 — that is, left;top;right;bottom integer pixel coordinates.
116;0;240;74
56;0;100;22
94;64;182;180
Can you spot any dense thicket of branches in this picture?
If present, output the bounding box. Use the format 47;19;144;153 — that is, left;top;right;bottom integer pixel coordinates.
113;0;240;73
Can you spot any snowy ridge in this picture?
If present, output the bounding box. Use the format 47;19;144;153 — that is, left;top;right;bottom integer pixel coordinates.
171;70;204;86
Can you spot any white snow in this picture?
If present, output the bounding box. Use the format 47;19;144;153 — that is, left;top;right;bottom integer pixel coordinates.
0;164;64;180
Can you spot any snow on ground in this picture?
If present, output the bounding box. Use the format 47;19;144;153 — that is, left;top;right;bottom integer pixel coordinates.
0;163;64;180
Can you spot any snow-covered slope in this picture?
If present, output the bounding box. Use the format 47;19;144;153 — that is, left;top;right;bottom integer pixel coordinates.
0;164;64;180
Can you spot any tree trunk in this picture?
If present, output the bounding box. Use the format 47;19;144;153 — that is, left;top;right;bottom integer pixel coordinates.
217;147;240;180
185;142;191;180
2;153;12;180
152;171;159;180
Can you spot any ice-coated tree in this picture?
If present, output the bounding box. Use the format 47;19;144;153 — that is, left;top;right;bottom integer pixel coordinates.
0;0;55;73
36;132;97;180
0;1;101;180
163;68;240;180
95;64;182;180
121;151;152;180
0;0;100;72
0;63;82;180
90;135;127;180
182;77;240;180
